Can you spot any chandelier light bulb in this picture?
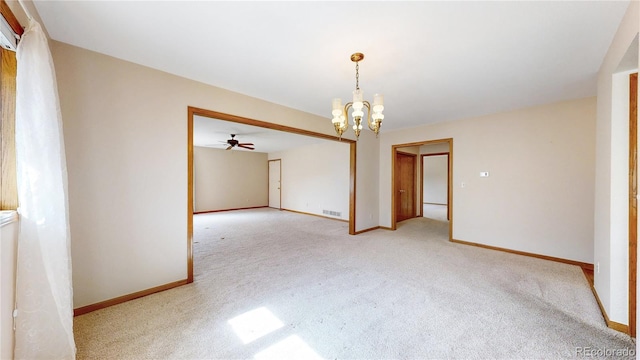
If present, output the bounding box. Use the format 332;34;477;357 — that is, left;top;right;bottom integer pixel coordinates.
353;89;363;104
373;94;384;113
332;98;343;115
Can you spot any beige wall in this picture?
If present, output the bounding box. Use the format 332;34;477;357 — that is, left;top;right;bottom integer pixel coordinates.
420;143;450;154
594;0;638;325
269;141;350;221
380;97;597;263
355;130;380;230
50;41;376;308
194;146;268;212
398;146;420;154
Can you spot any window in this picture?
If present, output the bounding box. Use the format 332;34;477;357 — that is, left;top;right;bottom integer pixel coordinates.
0;2;22;211
0;45;17;210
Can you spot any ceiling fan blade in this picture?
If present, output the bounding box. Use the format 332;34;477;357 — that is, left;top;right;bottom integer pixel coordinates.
226;145;233;150
238;142;254;146
238;144;255;150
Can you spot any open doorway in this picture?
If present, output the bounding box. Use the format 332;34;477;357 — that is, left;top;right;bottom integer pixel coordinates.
421;152;449;222
391;138;453;240
187;107;357;283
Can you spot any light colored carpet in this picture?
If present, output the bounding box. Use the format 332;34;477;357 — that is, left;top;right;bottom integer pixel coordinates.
74;208;634;359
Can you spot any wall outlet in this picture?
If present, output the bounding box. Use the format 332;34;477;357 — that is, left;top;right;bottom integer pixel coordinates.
461;182;466;188
480;171;489;177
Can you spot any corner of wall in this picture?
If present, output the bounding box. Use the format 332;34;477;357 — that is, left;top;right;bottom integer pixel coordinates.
593;0;639;327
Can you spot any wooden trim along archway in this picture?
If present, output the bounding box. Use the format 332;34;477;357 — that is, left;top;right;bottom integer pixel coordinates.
187;107;357;283
391;138;453;240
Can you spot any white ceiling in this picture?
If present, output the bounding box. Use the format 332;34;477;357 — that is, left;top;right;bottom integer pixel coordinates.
34;1;630;134
194;115;331;153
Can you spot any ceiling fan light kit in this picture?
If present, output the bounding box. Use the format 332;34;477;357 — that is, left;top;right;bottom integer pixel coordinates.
331;52;384;140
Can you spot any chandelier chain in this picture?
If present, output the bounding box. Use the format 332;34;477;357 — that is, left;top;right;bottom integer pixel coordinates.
355;61;360;90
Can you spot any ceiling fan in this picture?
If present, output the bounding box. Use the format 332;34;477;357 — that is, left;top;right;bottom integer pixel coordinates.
222;134;254;151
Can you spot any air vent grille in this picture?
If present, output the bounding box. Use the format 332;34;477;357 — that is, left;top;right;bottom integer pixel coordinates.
322;210;341;217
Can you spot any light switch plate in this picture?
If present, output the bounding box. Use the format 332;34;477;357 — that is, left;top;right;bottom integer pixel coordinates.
480;172;489;177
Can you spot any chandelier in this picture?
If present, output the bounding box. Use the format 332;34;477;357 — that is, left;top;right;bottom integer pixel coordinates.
331;52;384;140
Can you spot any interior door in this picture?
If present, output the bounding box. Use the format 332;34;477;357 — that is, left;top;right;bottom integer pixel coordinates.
268;159;281;209
395;152;416;222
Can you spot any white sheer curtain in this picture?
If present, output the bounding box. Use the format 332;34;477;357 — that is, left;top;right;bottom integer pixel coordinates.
14;19;76;359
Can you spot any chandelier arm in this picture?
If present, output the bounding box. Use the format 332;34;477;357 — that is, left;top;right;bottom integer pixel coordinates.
365;101;382;137
344;102;353;110
344;102;353;124
363;101;374;130
342;102;352;130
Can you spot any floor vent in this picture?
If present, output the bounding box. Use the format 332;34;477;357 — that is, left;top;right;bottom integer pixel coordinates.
322;210;341;217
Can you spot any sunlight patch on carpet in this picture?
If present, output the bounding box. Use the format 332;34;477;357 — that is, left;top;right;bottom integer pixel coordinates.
254;335;323;360
228;307;284;344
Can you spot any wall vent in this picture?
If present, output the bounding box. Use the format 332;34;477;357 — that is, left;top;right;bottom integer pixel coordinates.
322;210;341;217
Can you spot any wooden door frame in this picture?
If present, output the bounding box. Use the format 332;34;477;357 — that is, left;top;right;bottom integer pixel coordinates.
391;138;453;240
188;107;357;283
420;152;450;220
395;151;417;223
268;159;282;210
629;72;637;338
